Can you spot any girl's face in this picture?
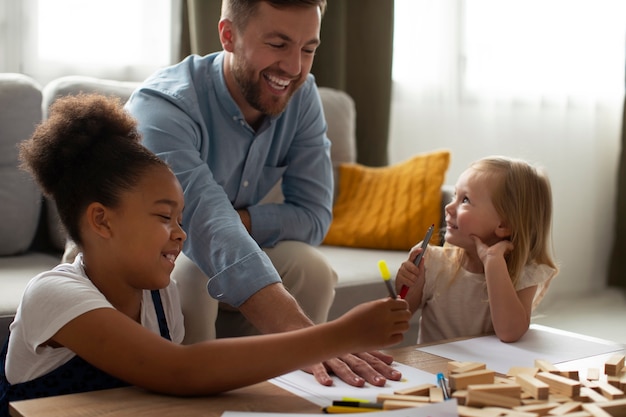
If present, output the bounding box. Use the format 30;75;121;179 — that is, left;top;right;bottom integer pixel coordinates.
108;165;186;291
444;167;509;251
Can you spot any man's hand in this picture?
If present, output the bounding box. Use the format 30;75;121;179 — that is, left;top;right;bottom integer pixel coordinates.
240;284;403;387
302;351;401;387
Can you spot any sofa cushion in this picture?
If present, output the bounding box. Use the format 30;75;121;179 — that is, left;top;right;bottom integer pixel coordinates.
0;74;43;255
323;149;451;250
317;87;357;196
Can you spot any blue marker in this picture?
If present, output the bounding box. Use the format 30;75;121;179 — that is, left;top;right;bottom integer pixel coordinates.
437;372;450;400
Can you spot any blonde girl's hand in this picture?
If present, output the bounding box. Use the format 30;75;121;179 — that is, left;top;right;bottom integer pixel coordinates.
395;245;424;290
471;235;514;265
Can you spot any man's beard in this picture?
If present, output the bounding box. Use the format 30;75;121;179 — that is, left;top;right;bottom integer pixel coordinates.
232;59;303;117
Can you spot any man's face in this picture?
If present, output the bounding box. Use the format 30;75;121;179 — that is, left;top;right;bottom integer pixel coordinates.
225;2;321;118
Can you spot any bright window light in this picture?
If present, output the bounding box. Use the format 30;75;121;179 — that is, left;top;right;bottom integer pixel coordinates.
37;0;171;68
393;0;626;101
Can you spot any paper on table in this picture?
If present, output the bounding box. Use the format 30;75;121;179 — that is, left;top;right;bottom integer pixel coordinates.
221;397;460;417
417;324;625;374
269;361;436;407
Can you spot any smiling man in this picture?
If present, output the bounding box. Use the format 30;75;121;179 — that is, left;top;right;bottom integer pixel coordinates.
125;0;404;387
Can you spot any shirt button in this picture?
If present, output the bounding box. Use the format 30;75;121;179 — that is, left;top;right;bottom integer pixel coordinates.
243;181;249;187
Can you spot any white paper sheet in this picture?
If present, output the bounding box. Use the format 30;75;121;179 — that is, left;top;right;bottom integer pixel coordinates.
269;361;437;407
221;397;460;417
416;324;625;374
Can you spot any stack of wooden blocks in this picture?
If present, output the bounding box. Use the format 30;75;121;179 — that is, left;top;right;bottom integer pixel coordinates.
376;354;626;416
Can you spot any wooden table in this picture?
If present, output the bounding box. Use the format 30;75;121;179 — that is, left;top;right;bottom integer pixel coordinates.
9;345;451;417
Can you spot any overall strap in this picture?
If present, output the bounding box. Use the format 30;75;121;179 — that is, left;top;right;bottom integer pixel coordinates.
150;289;171;341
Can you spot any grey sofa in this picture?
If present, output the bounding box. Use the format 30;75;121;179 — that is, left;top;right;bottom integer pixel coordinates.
0;73;451;345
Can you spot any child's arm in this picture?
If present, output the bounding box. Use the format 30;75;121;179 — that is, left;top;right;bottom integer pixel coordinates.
394;245;426;313
50;297;410;396
473;236;536;343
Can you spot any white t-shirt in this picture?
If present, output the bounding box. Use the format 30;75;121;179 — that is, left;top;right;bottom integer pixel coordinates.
417;246;556;344
5;254;185;384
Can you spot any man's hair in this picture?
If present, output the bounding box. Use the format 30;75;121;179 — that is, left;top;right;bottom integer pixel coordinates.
222;0;327;31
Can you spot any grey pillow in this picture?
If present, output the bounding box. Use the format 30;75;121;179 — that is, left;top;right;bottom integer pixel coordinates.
0;74;43;255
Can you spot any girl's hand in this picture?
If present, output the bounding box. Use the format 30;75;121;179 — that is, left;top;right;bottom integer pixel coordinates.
472;235;513;265
340;298;411;350
394;247;426;312
395;246;425;290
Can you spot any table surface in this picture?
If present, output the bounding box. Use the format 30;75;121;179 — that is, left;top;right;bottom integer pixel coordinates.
9;345;448;417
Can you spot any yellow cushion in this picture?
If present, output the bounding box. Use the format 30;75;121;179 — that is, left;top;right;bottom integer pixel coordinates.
323;150;451;250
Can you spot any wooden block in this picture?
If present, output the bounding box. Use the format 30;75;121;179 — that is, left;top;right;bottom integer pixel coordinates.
522;397;549;405
536;371;581;397
579;387;608;403
377;393;430;403
468;383;522;398
596;381;625;400
448;361;465;371
535;359;561;374
582;379;601;390
466;390;522;408
382;399;425;410
514;402;561;415
620;374;626;391
604;355;625;377
582;403;614;417
516;373;550;400
496;376;520;385
594;398;626;415
429;386;444;402
483;407;539;417
559;370;580;381
587;368;600;381
553;412;592;417
607;375;622;389
547;401;583;415
548;393;574;403
450;369;496;391
457;405;503;417
508;367;539;377
452;390;467;405
454;362;488;374
394;383;436;396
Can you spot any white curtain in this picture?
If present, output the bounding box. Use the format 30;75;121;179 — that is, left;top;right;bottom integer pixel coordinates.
390;0;626;300
0;0;180;85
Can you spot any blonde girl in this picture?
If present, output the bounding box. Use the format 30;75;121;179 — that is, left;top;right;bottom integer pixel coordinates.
395;156;558;343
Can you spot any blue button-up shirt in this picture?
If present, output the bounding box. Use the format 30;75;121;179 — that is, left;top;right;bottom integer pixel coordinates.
125;53;333;307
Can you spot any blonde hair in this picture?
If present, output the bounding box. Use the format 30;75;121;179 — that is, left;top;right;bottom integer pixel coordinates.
470;156;558;287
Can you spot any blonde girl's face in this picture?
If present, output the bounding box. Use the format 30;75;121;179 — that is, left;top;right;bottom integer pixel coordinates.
444;167;508;251
107;165;187;291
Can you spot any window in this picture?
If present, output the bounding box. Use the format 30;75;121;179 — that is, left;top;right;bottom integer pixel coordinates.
393;0;626;103
0;0;179;85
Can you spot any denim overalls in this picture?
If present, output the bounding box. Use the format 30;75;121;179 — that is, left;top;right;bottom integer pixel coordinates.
0;290;171;417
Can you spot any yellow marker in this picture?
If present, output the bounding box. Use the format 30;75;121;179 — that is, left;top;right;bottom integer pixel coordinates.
322;405;380;413
378;260;397;298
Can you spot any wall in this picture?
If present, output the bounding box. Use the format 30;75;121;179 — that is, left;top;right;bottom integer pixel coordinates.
388;83;623;303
